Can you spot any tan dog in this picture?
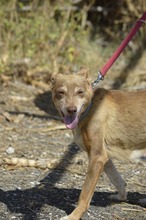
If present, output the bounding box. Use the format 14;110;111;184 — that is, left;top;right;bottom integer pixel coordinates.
51;66;146;220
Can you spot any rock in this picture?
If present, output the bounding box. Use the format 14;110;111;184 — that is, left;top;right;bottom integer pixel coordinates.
6;146;15;154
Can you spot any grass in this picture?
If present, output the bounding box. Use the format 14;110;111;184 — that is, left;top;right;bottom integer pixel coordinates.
0;0;145;79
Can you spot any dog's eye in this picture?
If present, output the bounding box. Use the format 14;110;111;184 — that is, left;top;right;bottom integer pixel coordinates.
57;90;65;96
77;90;84;96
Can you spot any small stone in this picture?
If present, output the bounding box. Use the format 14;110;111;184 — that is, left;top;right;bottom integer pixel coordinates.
6;146;15;154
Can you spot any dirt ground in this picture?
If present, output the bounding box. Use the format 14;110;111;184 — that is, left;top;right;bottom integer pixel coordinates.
0;52;146;220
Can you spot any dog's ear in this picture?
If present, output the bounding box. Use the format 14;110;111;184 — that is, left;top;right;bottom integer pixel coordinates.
50;72;57;85
50;73;58;89
78;66;89;78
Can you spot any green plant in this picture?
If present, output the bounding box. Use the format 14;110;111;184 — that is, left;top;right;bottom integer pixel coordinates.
0;0;145;78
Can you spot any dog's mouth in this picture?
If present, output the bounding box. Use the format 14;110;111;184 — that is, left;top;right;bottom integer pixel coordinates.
63;114;79;130
61;108;83;129
60;105;85;129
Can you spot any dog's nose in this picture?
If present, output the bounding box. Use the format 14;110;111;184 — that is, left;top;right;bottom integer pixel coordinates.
67;106;77;114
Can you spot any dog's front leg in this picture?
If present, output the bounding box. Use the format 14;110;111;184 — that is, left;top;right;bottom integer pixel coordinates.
61;151;108;220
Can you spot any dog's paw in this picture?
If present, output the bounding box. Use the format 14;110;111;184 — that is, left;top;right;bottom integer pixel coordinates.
139;198;146;206
110;193;127;201
60;216;69;220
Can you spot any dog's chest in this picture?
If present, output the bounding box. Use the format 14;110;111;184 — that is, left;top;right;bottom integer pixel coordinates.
73;128;86;151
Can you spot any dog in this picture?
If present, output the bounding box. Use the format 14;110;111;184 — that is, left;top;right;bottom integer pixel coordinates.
50;66;146;220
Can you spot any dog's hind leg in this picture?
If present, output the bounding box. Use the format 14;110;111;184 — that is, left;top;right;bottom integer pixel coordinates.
104;159;127;201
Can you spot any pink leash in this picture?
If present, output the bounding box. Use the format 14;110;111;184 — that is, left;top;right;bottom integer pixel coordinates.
92;11;146;87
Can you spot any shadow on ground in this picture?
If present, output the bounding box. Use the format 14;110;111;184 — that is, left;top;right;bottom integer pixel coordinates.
34;90;59;118
0;145;145;219
0;178;145;220
8;90;60;121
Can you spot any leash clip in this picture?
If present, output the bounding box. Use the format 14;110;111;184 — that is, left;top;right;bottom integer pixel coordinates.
92;71;104;88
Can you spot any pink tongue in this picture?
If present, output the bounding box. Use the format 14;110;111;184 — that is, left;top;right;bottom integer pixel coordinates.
63;115;79;129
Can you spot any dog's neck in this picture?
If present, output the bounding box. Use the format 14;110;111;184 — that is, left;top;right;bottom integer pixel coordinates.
80;102;92;122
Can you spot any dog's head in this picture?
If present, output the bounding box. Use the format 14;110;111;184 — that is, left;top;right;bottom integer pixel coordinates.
50;66;93;129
